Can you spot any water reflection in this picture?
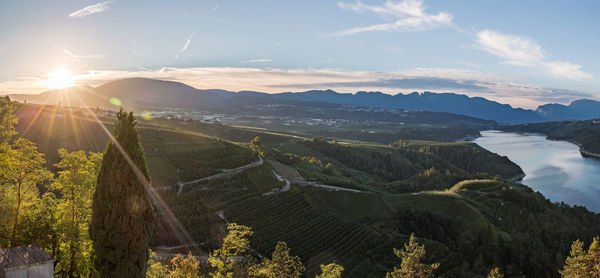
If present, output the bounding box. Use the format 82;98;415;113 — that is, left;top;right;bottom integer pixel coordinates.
474;130;600;212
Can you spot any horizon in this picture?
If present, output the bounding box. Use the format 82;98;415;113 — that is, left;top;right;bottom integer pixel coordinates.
7;76;597;111
1;0;599;109
3;2;600;276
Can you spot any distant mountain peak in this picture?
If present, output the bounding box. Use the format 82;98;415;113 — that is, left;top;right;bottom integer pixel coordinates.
7;77;600;123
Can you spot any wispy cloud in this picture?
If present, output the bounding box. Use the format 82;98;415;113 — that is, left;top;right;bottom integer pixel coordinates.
332;0;453;36
541;61;592;80
241;59;273;63
175;31;198;59
69;1;113;18
476;30;592;80
212;4;219;12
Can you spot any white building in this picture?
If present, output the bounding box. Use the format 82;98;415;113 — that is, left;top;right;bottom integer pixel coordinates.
0;245;54;278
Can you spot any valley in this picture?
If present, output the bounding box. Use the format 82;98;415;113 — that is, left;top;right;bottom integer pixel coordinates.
2;3;599;277
8;100;600;277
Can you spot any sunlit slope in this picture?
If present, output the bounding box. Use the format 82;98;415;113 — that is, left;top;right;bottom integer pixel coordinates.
14;103;257;187
14;103;600;277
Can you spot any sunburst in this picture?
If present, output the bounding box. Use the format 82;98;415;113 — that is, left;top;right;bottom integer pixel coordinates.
45;69;75;89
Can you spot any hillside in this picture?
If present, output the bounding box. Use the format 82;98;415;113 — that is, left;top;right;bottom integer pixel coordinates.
501;119;600;156
9;78;231;111
8;77;600;124
9;102;600;277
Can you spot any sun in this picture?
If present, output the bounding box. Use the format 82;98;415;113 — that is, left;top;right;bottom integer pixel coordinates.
45;69;75;89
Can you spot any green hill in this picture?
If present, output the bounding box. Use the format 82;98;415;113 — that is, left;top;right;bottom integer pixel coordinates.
13;103;600;277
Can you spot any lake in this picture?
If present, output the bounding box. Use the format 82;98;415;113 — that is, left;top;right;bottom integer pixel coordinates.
474;130;600;212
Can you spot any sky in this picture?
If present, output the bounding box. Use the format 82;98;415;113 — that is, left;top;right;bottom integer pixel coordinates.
0;0;599;109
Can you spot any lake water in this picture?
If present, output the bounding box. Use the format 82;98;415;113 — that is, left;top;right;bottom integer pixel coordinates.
474;130;600;212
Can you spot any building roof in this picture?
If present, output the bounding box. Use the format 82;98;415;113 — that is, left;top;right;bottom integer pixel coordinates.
0;245;54;271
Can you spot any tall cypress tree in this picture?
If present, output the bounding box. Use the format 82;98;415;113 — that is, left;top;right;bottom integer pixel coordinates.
90;109;154;277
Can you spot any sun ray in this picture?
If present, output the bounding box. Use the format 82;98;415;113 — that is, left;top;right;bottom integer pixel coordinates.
45;69;75;89
73;93;196;246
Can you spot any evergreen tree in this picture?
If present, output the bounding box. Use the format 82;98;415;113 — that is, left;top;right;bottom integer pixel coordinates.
386;233;439;278
315;263;344;278
487;267;504;278
560;239;590;278
588;237;600;278
249;241;304;278
90;109;155;277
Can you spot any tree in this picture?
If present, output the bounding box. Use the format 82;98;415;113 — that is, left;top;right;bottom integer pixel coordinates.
315;263;344;278
386;233;439;278
166;252;200;278
21;192;59;255
323;163;334;175
209;223;253;278
146;250;169;278
0;96;17;145
560;239;590;278
0;138;53;246
53;149;102;277
589;237;600;278
487;267;504;278
250;136;264;157
249;241;304;278
90;109;155;277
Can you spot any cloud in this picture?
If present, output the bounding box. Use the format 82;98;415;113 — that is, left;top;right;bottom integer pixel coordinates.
476;30;592;80
476;30;544;66
2;67;594;109
69;1;113;18
332;0;453;36
241;59;273;63
175;31;198;59
287;77;488;91
542;61;593;80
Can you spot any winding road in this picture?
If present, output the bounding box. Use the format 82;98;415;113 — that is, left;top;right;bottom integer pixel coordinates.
153;157;263;194
271;170;362;193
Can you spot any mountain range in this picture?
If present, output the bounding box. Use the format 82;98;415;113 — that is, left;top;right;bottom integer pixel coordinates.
7;77;600;124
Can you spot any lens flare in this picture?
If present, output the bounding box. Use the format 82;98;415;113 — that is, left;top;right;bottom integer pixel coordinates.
110;97;122;106
141;111;153;120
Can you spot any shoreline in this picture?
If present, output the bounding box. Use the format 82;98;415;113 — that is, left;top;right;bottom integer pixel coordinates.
509;172;526;182
491;129;600;160
580;149;600;159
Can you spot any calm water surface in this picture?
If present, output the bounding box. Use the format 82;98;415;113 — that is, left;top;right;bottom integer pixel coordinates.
474;130;600;212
